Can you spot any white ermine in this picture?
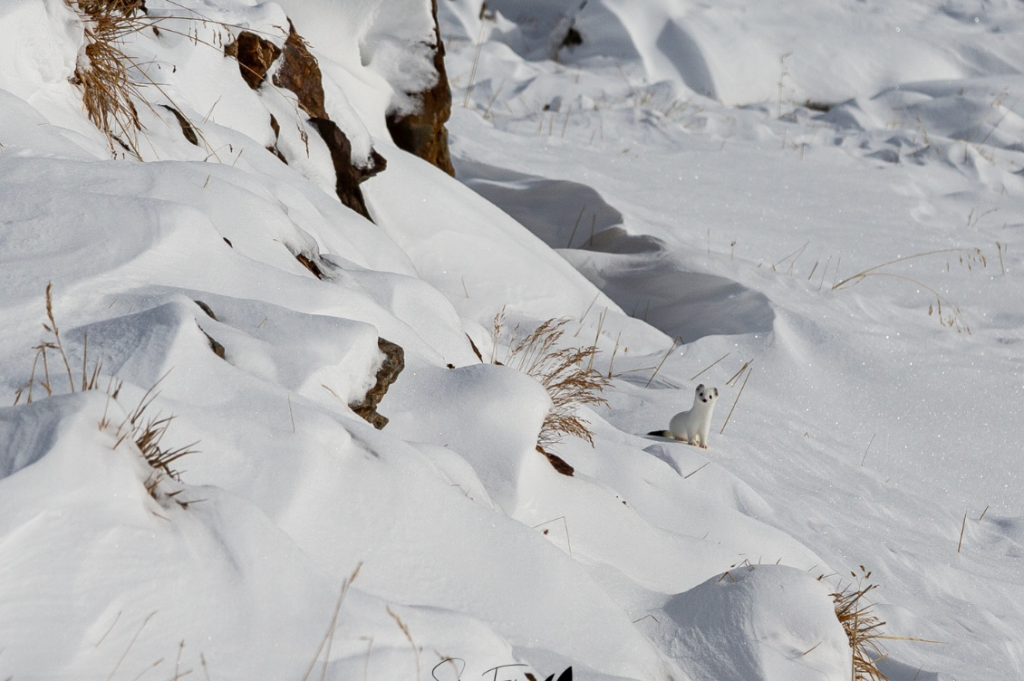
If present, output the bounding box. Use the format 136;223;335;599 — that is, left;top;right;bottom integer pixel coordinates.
647;383;720;448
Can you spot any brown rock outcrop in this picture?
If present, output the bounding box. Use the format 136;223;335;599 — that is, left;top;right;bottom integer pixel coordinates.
349;338;405;430
225;23;385;220
160;105;198;146
537;445;575;476
272;23;327;119
294;252;324;279
308;118;385;220
224;32;281;89
385;0;455;176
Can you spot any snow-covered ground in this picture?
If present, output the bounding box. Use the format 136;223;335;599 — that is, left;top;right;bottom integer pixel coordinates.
2;0;1023;679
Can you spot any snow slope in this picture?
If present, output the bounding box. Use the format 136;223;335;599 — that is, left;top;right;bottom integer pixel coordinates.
2;0;1023;680
441;0;1024;678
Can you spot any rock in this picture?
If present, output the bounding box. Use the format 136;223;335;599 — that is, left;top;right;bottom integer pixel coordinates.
467;334;483;361
272;22;327;119
307;118;386;220
193;300;217;320
294;253;324;280
193;302;224;357
560;26;583;49
267;114;287;163
349;338;405;429
224;32;281;90
160;105;198;146
225;23;387;219
198;326;225;359
537;445;575;476
385;0;455;176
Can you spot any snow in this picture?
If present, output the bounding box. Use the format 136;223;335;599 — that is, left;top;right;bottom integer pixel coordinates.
2;0;1024;679
657;565;852;681
0;0;81;105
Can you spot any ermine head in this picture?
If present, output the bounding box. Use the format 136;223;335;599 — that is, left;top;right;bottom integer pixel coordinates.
695;383;719;404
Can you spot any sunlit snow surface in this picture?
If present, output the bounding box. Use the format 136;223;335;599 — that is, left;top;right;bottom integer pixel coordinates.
1;0;1023;679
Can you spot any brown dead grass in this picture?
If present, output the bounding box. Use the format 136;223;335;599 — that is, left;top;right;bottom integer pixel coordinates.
14;282;102;405
67;0;149;155
65;0;231;159
113;377;199;495
832;247;986;334
65;0;323;162
491;311;609;450
825;566;888;681
14;283;197;500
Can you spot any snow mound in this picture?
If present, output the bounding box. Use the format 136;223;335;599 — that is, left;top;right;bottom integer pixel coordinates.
382;362;551;512
445;0;1024;107
658;565;851;681
0;392;527;681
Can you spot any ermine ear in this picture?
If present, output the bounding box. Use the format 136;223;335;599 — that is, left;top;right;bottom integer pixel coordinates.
696;383;705;392
713;387;719;397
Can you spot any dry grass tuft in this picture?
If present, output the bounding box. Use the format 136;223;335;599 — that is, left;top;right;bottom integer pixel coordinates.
825;566;888;681
490;311;609;450
14;283;197;502
14;282;102;405
302;563;362;681
832;247;986;334
65;0;235;158
113;378;199;496
68;0;149;156
386;606;420;681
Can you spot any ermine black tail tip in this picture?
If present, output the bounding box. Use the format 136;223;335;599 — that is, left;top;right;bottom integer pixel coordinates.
647;430;672;438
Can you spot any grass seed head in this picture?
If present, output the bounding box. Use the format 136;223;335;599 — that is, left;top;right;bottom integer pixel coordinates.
67;0;148;155
825;566;889;681
491;313;609;450
14;285;198;504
